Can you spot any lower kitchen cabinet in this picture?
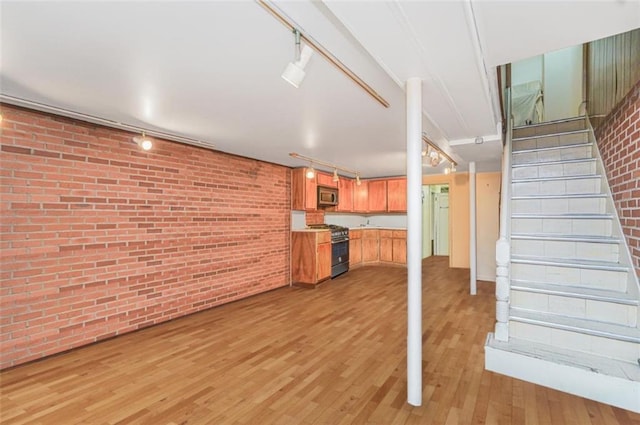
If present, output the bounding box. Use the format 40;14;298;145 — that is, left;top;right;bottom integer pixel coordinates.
392;230;407;265
379;230;393;263
349;229;362;267
291;231;331;287
362;229;380;264
351;228;406;268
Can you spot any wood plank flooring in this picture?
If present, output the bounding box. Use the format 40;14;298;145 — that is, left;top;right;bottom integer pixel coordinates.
1;256;639;424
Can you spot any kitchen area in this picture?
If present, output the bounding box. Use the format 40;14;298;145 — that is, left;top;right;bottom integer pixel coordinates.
290;167;408;287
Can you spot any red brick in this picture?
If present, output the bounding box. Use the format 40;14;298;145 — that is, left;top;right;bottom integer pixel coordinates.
0;103;291;369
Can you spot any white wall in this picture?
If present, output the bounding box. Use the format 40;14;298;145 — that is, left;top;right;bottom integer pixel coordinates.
512;55;543;86
511;45;583;122
543;45;583;120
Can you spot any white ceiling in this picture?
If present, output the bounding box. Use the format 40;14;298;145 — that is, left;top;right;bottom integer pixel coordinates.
1;1;638;177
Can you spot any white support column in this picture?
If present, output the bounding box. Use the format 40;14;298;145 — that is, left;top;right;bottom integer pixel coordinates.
469;161;477;295
406;77;422;407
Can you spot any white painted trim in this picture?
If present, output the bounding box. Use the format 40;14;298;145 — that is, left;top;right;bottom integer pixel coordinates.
485;337;640;413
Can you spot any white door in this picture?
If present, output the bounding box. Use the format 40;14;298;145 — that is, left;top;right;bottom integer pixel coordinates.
434;193;449;256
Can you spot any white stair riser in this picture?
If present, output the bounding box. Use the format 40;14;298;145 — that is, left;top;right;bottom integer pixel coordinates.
513;132;589;152
510;291;637;327
513;145;593;165
512;160;596;179
513;120;587;138
511;197;606;214
511;198;607;214
512;177;601;196
511;239;620;262
511;263;627;291
509;321;639;363
511;217;613;237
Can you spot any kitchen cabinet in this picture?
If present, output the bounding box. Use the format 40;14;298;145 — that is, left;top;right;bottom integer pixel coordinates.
368;180;387;212
337;178;353;212
316;172;338;188
392;230;407;264
291;231;331;287
349;229;362;267
379;230;393;263
291;168;317;211
353;180;368;213
387;178;407;212
362;229;379;263
368;229;406;266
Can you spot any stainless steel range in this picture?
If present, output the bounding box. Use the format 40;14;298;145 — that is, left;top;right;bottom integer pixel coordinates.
328;225;349;278
308;224;349;278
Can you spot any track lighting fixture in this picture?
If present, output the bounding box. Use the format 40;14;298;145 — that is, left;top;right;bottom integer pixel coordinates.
133;132;153;151
257;0;389;108
422;134;457;173
289;153;360;184
306;163;315;179
282;29;313;88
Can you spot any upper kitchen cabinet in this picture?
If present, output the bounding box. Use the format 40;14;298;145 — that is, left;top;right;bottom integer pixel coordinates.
316;172;338;188
353;180;369;213
368;180;387;212
291;168;316;211
387;178;407;212
337;178;353;212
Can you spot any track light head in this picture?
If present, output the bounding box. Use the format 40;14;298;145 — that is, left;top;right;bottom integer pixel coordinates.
133;132;153;151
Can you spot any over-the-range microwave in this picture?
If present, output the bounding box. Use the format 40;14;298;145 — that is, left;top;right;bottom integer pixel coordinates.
317;185;339;207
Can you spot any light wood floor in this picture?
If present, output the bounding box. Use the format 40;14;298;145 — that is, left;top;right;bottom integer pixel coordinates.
1;256;639;424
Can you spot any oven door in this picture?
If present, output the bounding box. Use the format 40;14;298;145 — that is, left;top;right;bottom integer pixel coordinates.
331;239;349;278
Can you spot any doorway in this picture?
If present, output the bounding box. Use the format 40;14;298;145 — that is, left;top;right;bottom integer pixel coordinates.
422;184;450;258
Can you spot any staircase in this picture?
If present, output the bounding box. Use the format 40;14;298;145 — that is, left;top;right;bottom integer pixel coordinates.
485;116;640;413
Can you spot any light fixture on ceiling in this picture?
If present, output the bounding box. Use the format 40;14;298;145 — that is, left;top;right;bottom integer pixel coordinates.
428;149;442;167
290;152;360;183
306;163;315;179
282;29;314;88
355;173;361;186
257;0;389;108
133;132;153;151
422;134;457;174
475;136;484;144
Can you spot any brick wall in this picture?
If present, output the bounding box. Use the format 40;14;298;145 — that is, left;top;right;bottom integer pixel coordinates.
595;81;640;277
0;105;291;369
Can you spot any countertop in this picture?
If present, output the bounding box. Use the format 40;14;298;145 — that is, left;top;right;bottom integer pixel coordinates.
348;226;407;231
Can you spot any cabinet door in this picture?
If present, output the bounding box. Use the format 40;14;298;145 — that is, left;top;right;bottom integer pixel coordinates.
317;242;331;281
362;230;379;263
368;180;387;212
349;238;362;266
387;178;407;212
379;237;393;262
316;172;337;188
353;180;369;213
337;178;353;212
305;173;317;210
392;237;407;264
291;168;318;211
